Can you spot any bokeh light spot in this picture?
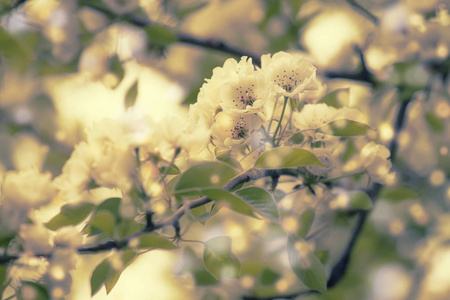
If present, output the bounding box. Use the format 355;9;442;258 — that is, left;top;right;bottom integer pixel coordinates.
429;169;445;186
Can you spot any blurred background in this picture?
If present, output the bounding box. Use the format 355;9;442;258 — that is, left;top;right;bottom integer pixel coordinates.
0;0;449;299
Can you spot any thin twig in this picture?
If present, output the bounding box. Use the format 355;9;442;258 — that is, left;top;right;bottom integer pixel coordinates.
80;3;261;66
347;0;379;25
243;91;412;300
0;168;299;264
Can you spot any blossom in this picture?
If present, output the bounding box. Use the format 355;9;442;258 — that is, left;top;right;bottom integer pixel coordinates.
293;103;366;139
211;111;262;148
54;226;83;248
220;72;275;115
261;51;320;99
195;57;256;125
360;142;392;183
55;113;156;197
19;223;53;254
53;142;94;200
102;0;139;15
1;168;56;231
151;110;211;161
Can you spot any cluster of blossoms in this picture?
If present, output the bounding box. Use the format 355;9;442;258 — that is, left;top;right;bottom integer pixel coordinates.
0;51;394;298
189;51;391;182
52;52;393;210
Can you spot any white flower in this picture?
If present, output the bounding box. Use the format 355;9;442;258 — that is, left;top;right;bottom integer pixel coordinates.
19;223;53;254
53;142;94;200
220;72;275;115
54;226;83;248
211;111;262;148
360;142;392;183
46;248;77;297
293;103;366;139
195;57;256;125
152;110;211;160
102;0;139;15
1;168;56;230
261;51;319;99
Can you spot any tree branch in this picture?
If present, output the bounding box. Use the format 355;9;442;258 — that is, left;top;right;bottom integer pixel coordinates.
326;95;411;288
243;92;412;300
346;0;379;25
0;0;28;17
80;2;261;67
0;168;299;263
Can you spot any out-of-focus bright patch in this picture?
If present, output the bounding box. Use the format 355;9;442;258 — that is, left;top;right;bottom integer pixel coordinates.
301;8;369;68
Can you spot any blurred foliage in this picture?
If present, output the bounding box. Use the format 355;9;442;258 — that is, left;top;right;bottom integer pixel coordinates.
0;0;449;300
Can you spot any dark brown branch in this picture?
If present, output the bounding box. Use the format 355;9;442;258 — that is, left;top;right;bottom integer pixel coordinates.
0;0;28;16
346;0;379;25
243;93;412;300
326;95;411;288
80;2;261;67
0;168;298;264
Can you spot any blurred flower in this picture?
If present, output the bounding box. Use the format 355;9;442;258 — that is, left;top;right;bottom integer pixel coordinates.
102;0;139;15
293;103;365;136
19;222;54;254
54;226;83;248
360;142;392;183
1;168;56;231
53;142;95;200
12;134;49;171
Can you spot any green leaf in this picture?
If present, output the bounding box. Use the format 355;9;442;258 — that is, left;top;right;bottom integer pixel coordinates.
287;235;327;293
260;268;282;286
0;265;6;287
145;25;178;47
109;55;124;86
318;119;372;136
204;236;241;279
178;187;256;218
314;250;329;264
348;191;372;210
289;132;304;144
318;88;349;108
104;251;137;294
91;210;116;236
425;111;444;133
298;208;315;238
138;233;178;249
182;84;202;105
341;138;357;162
182;247;219;286
159;164;180;175
0;27;33;71
380;186;419;202
208;188;256;218
17;281;49;300
189;205;214;224
255;147;325;169
176;2;208;20
45;202;95;231
235;187;279;222
124;81;138;109
175;161;237;191
97;198;122;219
91;259;112;296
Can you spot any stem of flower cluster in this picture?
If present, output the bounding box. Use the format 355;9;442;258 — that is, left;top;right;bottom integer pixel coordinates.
272;97;289;146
